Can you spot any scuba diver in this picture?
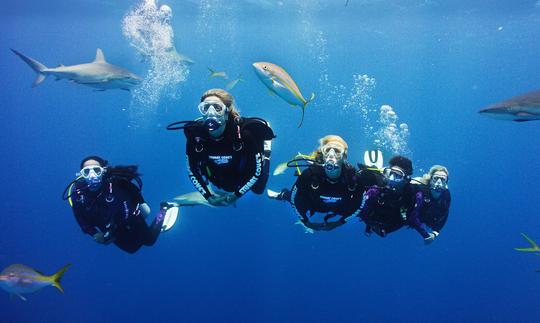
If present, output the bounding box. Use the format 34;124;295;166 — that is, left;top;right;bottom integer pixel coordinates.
358;155;414;237
64;156;175;254
167;88;275;207
268;135;368;231
408;165;451;244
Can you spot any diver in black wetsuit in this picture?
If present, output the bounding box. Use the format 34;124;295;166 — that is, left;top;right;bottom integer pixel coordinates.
408;165;451;244
168;88;275;207
358;155;414;237
64;156;168;254
269;135;372;231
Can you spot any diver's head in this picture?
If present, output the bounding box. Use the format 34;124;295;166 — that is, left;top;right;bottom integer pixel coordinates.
79;156;108;191
199;89;240;138
318;135;348;180
428;165;449;194
384;156;413;190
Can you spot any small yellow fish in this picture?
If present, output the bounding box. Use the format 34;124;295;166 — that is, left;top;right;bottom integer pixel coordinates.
208;67;228;79
0;263;71;301
273;162;288;176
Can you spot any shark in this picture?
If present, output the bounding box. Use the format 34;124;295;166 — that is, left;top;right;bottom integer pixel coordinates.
11;48;142;91
478;89;540;122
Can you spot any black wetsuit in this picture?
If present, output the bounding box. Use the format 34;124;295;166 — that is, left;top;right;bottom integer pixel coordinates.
70;177;164;254
358;183;414;237
184;117;274;200
282;163;365;231
408;185;451;238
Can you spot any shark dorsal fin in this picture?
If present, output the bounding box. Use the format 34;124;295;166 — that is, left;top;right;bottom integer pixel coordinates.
94;48;106;62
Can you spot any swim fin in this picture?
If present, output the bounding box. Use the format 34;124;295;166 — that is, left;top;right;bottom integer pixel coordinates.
363;150;383;169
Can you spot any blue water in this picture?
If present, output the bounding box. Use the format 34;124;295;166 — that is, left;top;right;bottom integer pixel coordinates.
1;1;540;322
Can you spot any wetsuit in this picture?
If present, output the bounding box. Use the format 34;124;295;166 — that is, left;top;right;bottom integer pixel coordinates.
358;184;414;237
184;117;274;200
407;185;451;238
281;163;364;231
70;177;164;254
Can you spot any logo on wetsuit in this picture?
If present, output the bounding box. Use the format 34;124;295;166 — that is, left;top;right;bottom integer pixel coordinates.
238;153;262;195
320;195;342;204
187;157;207;196
209;155;233;165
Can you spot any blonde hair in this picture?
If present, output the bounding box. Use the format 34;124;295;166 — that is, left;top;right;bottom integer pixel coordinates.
312;135;349;162
416;165;449;185
201;88;241;120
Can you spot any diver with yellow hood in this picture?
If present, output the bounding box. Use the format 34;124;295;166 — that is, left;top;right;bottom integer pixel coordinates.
268;135;370;231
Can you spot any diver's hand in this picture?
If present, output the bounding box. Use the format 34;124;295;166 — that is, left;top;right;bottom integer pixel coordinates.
93;231;114;244
224;193;239;205
208;195;229;207
424;231;439;245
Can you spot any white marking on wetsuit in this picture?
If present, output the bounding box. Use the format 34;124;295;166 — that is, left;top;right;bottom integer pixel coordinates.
238;153;262;195
320;195;342;204
290;185;305;221
209;155;233;165
187;155;208;196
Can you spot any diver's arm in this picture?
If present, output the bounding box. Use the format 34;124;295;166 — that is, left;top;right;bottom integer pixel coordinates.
289;176;311;223
358;186;380;222
72;204;99;236
186;144;213;200
432;192;451;233
233;135;263;198
408;191;431;239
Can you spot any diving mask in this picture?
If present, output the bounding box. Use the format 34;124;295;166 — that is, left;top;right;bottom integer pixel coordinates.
321;142;346;160
79;166;105;178
198;100;228;116
78;165;105;189
383;167;406;183
430;174;448;191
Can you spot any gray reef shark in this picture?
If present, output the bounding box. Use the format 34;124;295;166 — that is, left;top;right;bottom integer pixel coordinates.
11;48;141;91
478;89;540;122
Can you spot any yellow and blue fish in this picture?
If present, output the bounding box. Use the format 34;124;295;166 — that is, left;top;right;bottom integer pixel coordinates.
252;61;315;128
0;263;71;301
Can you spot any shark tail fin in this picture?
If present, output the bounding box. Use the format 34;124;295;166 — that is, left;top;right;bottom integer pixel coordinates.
514;233;540;252
11;48;49;87
50;263;71;294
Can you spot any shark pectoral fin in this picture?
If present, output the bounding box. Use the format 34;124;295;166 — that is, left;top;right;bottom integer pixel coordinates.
268;89;276;97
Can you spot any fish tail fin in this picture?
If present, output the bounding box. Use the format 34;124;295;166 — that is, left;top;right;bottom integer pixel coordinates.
515;233;540;252
50;263;71;293
207;67;215;78
11;48;49;87
297;105;305;128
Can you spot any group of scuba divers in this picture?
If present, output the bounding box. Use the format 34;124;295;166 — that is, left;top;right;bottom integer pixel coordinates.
63;88;451;254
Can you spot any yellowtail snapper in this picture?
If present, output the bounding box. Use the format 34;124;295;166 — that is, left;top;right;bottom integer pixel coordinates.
0;263;71;301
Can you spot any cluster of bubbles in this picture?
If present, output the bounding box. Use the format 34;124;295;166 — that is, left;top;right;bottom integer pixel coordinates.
374;105;410;156
122;0;190;110
196;0;237;62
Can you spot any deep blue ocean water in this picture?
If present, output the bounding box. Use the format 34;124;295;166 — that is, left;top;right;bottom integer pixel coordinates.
1;1;540;322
